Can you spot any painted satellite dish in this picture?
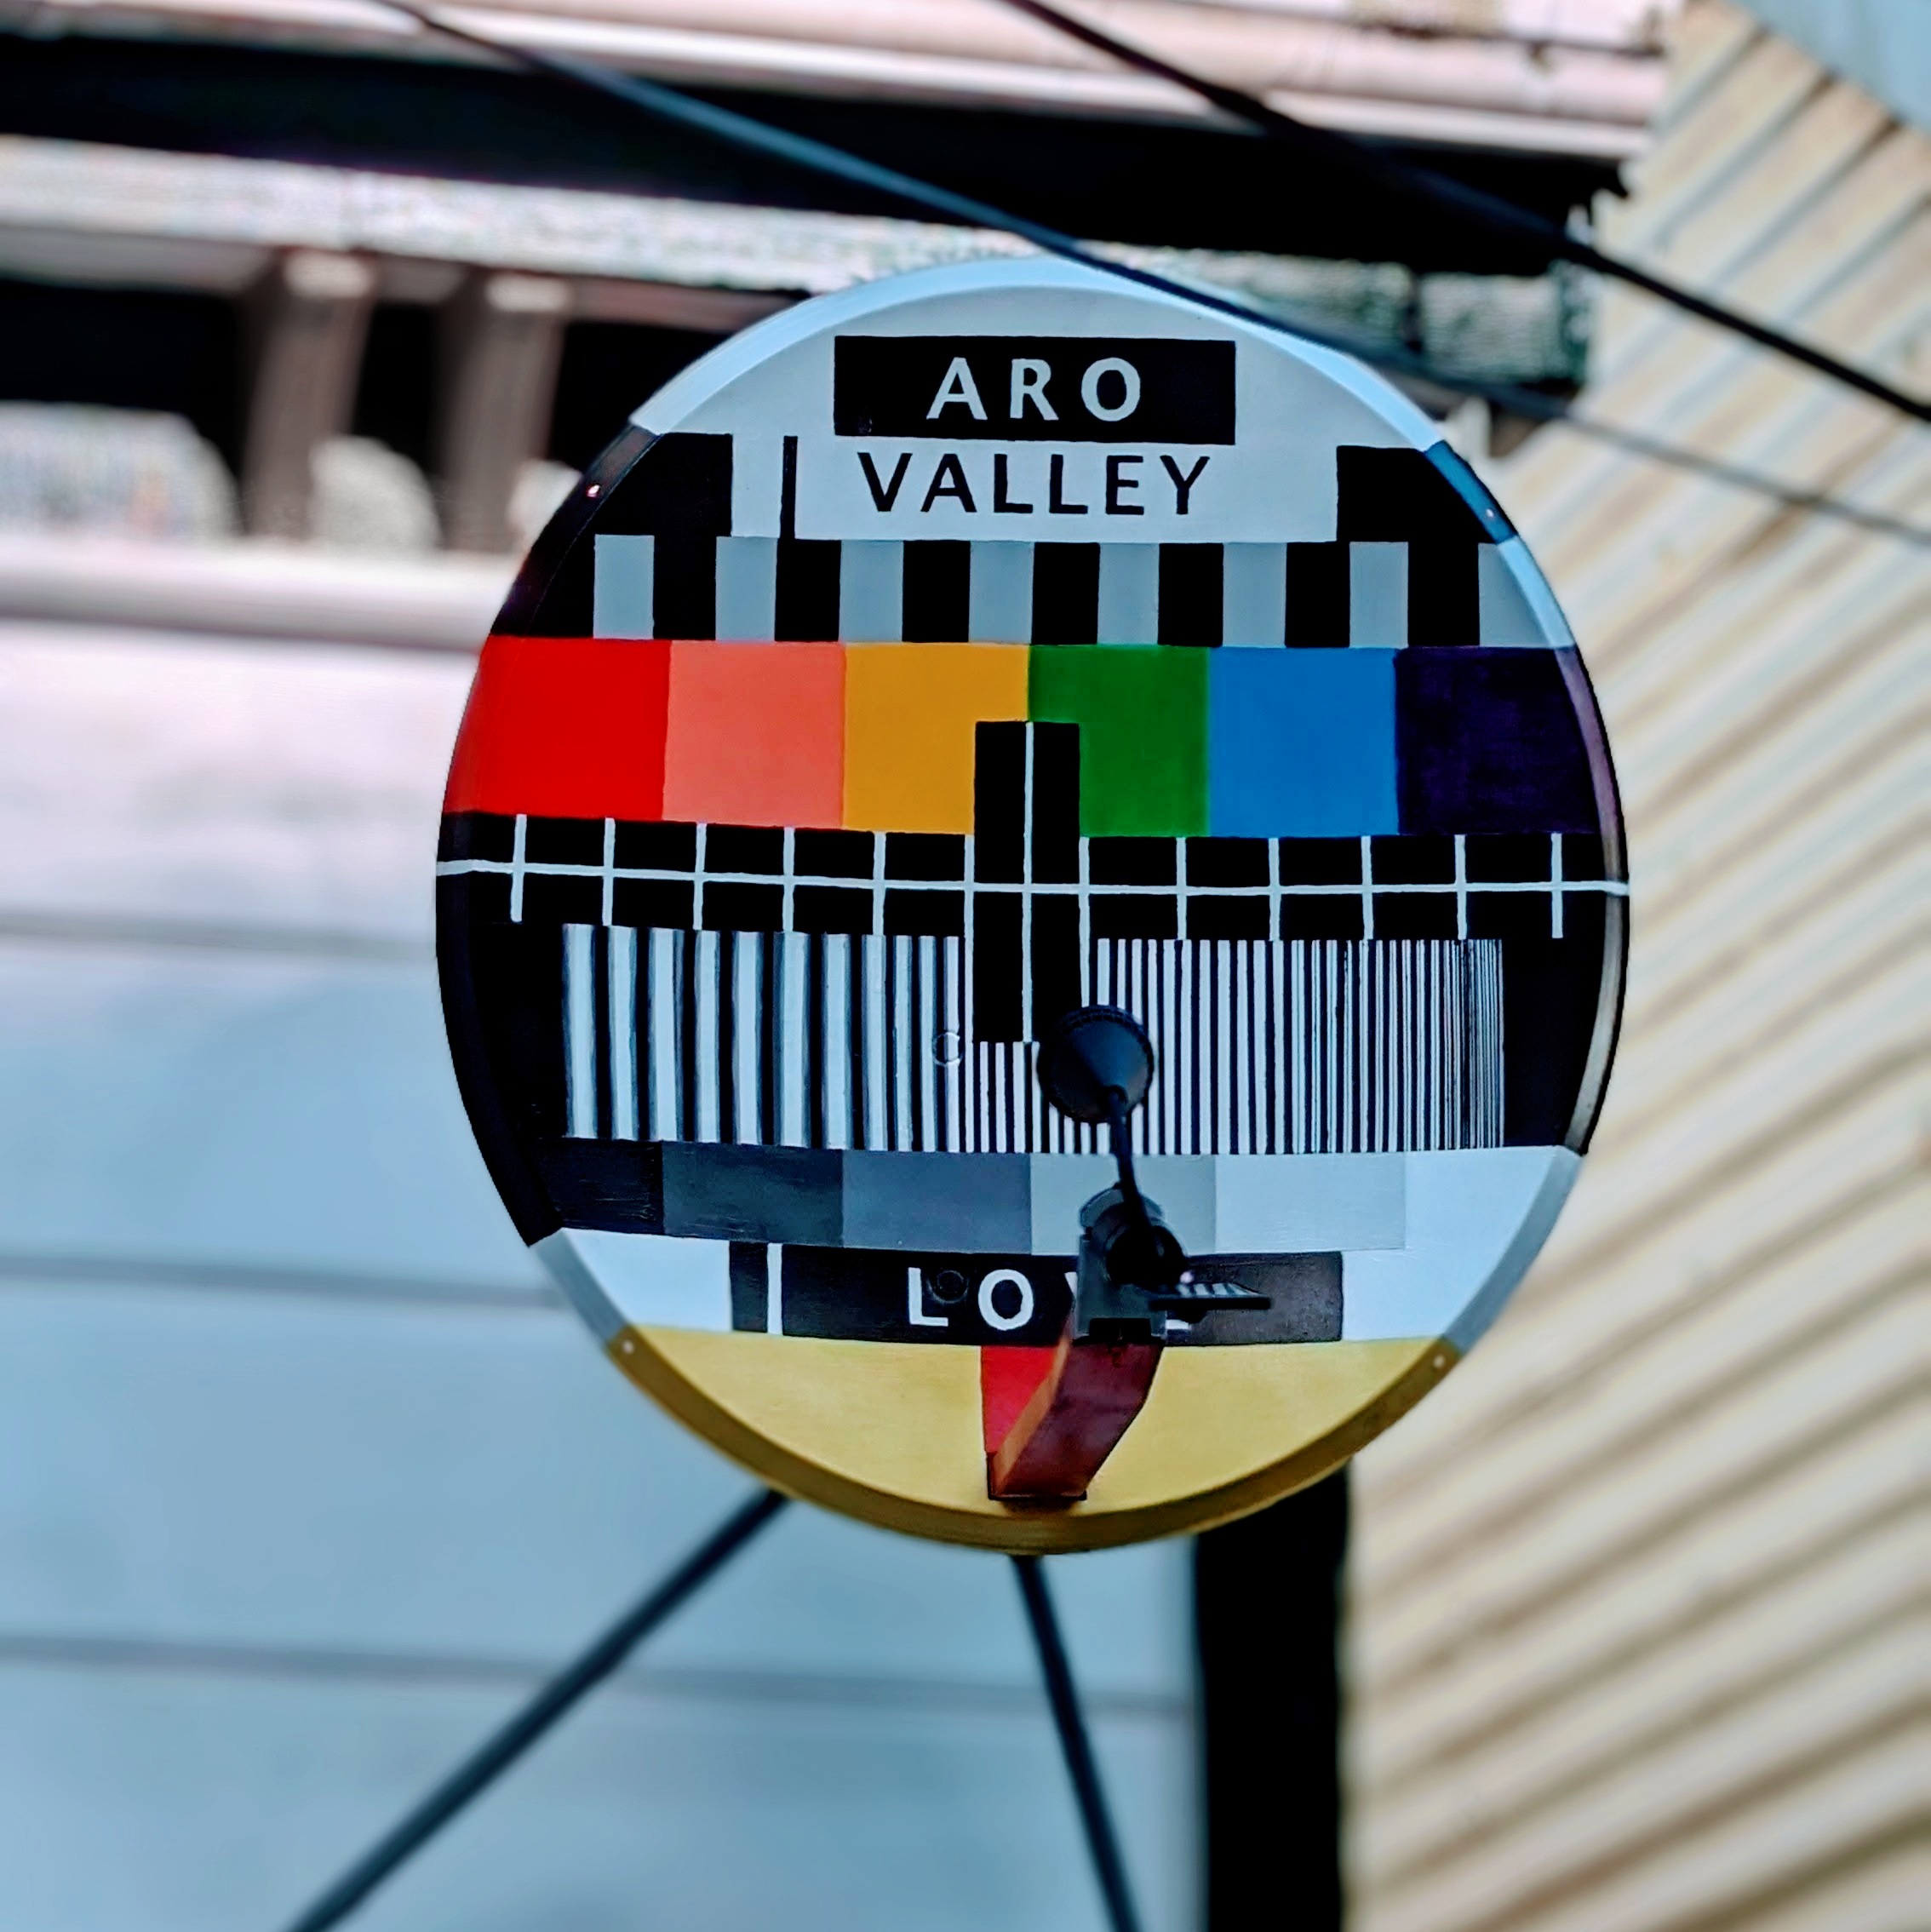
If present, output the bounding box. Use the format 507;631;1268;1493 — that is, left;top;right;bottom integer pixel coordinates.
437;260;1625;1551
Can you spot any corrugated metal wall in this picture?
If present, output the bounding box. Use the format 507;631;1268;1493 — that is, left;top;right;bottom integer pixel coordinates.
1346;6;1928;1931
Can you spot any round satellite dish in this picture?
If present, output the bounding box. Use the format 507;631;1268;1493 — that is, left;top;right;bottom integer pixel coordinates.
437;259;1624;1550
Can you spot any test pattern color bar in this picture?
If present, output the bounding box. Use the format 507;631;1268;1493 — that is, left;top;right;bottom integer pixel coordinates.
444;642;1608;846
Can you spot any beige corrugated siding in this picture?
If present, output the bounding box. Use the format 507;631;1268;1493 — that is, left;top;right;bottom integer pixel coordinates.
1345;5;1929;1931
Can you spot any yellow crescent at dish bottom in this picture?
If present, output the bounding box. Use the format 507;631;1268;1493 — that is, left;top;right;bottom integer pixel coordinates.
607;1327;1451;1551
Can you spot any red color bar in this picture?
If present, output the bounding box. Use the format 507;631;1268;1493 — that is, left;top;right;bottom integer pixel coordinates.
444;635;672;819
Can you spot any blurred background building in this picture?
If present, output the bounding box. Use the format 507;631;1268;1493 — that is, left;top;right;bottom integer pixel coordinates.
0;1;1920;1928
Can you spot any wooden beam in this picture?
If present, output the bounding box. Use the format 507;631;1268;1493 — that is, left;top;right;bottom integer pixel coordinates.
436;271;571;554
240;249;375;540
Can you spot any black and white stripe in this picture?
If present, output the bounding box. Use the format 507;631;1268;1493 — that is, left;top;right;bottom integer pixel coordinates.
445;814;1618;1041
967;939;1504;1155
563;926;968;1153
563;927;1502;1156
1093;937;1503;1155
576;434;1544;647
589;534;1542;648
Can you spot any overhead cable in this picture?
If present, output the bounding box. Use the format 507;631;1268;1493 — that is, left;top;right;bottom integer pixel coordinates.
993;0;1931;426
371;1;1930;547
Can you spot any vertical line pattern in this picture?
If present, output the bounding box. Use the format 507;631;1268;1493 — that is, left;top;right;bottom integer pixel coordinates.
560;932;1504;1154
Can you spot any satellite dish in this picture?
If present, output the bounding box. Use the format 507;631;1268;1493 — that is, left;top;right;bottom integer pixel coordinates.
436;258;1624;1551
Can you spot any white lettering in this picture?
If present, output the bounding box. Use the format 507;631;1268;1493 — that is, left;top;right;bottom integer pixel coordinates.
1009;358;1057;421
927;356;988;421
1081;357;1141;422
978;1267;1034;1333
908;1264;948;1328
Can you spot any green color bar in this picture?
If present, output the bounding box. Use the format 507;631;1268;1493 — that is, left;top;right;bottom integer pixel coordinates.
1029;647;1209;836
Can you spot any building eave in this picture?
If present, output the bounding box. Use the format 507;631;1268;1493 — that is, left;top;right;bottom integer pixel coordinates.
26;0;1679;158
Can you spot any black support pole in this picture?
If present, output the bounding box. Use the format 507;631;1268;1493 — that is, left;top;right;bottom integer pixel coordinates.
279;1488;788;1932
1195;1472;1350;1932
1013;1555;1144;1932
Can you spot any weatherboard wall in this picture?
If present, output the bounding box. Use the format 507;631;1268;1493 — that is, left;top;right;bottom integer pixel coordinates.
0;592;1198;1932
1344;9;1930;1931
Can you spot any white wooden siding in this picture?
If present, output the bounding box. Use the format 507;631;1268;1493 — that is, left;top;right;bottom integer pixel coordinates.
0;605;1200;1931
1346;6;1929;1930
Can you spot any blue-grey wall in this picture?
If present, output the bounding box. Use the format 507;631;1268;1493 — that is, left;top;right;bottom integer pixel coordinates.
0;616;1198;1931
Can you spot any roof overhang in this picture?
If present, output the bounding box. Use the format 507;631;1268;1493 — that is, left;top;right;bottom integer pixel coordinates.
0;133;1591;389
24;0;1680;158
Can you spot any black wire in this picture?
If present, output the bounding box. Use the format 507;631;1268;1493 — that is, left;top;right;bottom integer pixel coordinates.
373;1;1928;547
1445;405;1930;546
277;1490;787;1932
994;0;1931;426
1013;1557;1144;1932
